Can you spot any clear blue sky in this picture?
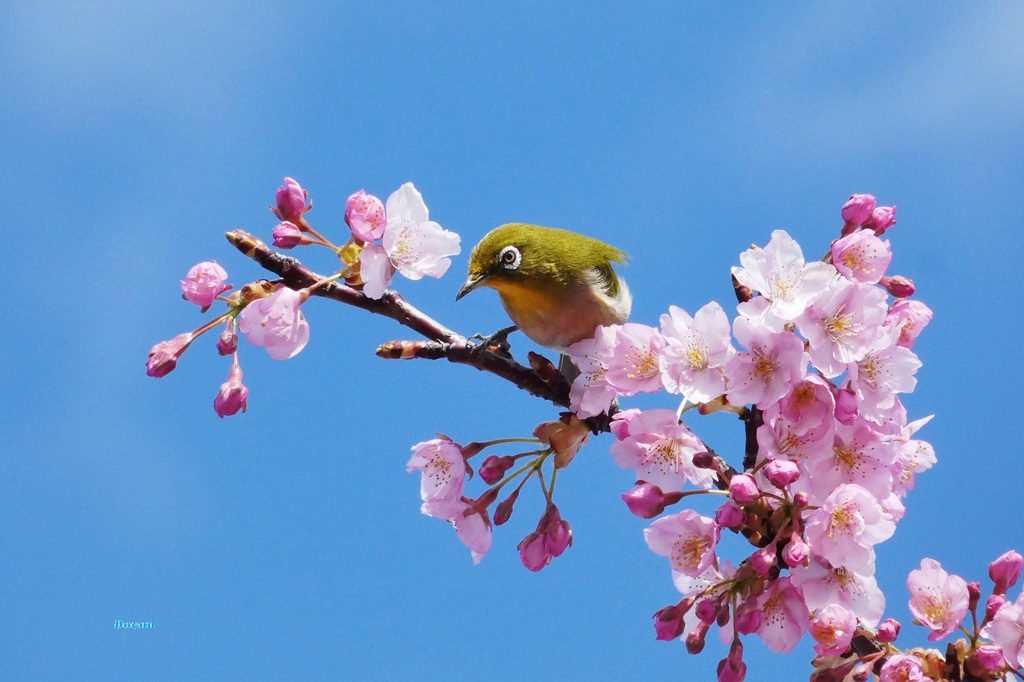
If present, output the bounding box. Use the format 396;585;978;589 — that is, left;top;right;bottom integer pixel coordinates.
2;2;1022;680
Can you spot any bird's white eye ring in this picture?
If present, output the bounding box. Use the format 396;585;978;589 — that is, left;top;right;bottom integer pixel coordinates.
498;245;521;270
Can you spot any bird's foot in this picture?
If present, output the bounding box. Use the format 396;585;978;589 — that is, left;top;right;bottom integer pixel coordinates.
468;325;518;357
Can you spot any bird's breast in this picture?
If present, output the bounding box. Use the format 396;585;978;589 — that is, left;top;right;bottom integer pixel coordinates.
490;277;630;351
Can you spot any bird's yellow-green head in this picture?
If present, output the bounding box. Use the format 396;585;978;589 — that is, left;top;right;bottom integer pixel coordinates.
456;223;631;350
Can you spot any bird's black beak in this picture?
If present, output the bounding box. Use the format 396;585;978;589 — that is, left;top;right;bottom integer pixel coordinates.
456;272;486;301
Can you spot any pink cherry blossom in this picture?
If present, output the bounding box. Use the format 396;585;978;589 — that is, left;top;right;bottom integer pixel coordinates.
565;326;618;419
805;417;895;502
790;554;885;627
804;484;895;571
725;317;808;408
755;577;810;653
982;591;1024;668
797;277;888;378
644;509;720;577
605;323;666;396
451;502;492;565
866;205;897;235
731;229;837;321
609;409;716;490
907;558;970;641
659;302;736;403
809;603;857;657
359;183;460;299
830;230;892;284
847;324;921;425
237;287;310;360
383;183;460;279
213;356;248;418
890;416;936;497
886;299;933;350
180;261;230;308
345;189;387;242
406;437;466;519
879;654;926;682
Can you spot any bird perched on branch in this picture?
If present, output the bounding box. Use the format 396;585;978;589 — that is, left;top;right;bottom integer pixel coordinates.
455;223;631;354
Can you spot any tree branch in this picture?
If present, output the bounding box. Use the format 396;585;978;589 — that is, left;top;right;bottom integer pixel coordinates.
226;229;571;409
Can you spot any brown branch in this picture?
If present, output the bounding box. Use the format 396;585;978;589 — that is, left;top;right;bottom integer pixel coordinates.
226;230;571;410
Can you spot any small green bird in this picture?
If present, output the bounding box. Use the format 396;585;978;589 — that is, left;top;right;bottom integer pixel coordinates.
455;223;631;352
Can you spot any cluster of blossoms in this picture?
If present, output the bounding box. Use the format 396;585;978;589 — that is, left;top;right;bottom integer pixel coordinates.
146;178;459;415
151;181;1024;680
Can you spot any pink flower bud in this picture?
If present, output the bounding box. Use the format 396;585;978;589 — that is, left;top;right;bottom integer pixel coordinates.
217;327;238;356
686;621;710;654
653;603;688;641
866;205;897;235
841;194;877;227
214;359;248;418
517;532;548;572
833;386;859;426
540;505;572;558
493;487;520;526
968;581;981;611
478;455;514;485
695;599;717;625
985;594;1007;624
622;482;669;519
692;450;715;469
274;177;308;223
717;641;746;682
967;645;1006;678
764;458;800;488
345;190;387;242
876;618;901;643
793;491;810;507
989;550;1023;595
715;502;745;529
750;546;776;576
728;473;760;504
146;332;194;377
272;221;306;249
782;538;809;567
180;261;230;308
880;275;915;298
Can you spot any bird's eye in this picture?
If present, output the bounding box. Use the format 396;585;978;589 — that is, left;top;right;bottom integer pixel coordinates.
498;245;521;270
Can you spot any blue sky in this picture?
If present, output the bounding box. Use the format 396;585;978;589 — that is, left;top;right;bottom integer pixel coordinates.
2;2;1023;679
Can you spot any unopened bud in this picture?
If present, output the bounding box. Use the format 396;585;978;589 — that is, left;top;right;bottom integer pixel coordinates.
729;474;760;505
217;327;238;356
692;450;716;469
841;193;876;228
750;546;776;576
879;275;915;297
989;550;1023;595
493;488;521;526
968;581;982;611
695;598;717;625
715;502;745;530
274;177;308;223
685;621;711;654
478;455;514;485
622;481;669;519
764;458;800;488
967;645;1007;677
876;618;901;643
272;221;306;249
345;190;386;242
146;332;194;378
517;532;548;572
866;205;897;235
985;594;1007;624
653;603;687;641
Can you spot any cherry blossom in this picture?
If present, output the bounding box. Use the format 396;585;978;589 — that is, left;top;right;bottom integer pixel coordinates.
797;277;888;377
804;484;895;571
610;409;716;490
406;437;466;519
659;302;735;403
755;577;809;653
645;509;720;578
830;229;892;284
725;317;808;408
566;325;618;418
180;261;230;308
731;229;836;321
605;323;666;396
808;603;857;657
907;558;970;641
237;286;310;360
